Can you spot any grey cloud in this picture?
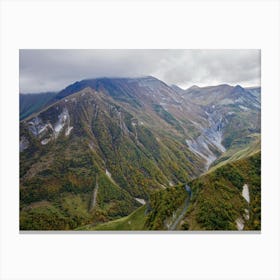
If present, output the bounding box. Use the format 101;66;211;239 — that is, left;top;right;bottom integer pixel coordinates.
19;49;260;93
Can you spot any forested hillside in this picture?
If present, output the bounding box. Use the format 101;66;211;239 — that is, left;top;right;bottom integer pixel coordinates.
20;77;261;230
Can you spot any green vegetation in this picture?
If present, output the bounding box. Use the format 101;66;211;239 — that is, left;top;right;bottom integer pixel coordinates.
152;104;184;133
209;133;260;172
145;185;188;230
77;205;147;230
182;152;261;230
222;110;260;149
20;203;71;230
20;133;140;230
79;185;190;231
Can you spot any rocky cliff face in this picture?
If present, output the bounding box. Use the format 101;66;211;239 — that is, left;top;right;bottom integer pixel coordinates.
186;109;226;170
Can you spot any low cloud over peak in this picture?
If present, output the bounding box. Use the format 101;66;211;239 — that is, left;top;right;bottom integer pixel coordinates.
19;49;260;93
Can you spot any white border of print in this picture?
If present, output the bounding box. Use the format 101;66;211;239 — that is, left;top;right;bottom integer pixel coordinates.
0;0;280;280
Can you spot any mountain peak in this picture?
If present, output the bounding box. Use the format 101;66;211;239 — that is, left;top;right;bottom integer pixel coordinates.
189;85;200;90
234;84;243;89
232;84;245;94
139;75;158;80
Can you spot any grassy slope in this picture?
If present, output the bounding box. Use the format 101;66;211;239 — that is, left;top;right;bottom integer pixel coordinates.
77;185;189;231
77;205;147;230
208;133;260;172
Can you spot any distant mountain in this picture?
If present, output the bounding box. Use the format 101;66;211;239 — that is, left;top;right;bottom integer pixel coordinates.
172;83;261;169
20;92;57;120
19;76;261;230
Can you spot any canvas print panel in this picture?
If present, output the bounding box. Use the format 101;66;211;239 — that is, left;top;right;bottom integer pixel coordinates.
19;49;261;231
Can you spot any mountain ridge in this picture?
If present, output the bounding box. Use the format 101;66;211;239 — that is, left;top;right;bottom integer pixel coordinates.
20;76;261;230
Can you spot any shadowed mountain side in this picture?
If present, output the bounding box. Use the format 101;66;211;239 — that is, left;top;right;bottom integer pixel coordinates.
20;92;57;120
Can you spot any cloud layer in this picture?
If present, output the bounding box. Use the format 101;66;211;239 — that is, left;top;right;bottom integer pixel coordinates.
19;49;260;93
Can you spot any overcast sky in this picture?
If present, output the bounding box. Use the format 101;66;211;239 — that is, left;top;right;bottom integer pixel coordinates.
19;49;260;93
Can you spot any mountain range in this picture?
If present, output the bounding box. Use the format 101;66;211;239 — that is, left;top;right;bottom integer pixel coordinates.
20;76;261;230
